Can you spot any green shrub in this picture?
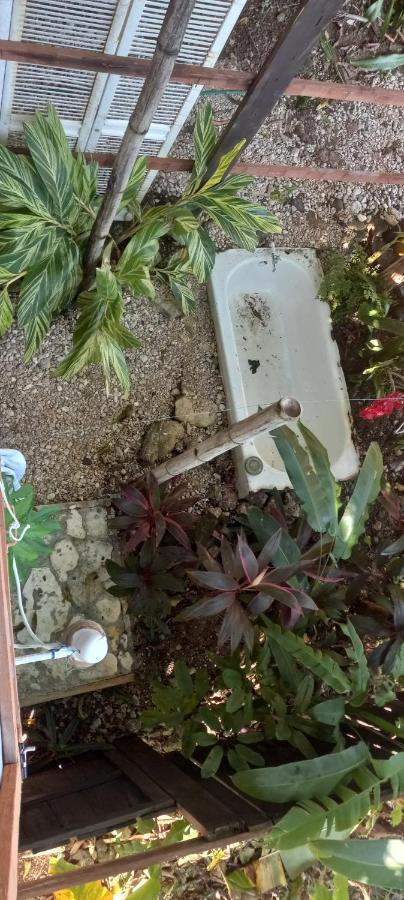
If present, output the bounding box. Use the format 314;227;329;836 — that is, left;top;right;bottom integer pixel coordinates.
0;104;280;393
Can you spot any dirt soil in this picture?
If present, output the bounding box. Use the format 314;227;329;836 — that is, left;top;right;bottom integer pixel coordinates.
12;1;404;897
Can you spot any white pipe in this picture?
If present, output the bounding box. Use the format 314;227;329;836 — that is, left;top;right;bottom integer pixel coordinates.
15;646;74;666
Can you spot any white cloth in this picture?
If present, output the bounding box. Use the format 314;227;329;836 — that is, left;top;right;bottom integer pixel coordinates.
0;449;27;489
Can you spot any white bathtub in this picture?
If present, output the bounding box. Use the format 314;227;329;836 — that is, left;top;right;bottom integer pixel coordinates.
208;248;359;496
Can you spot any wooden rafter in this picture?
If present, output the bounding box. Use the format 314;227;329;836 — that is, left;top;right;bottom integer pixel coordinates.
202;0;346;181
9;147;404;186
0;40;403;108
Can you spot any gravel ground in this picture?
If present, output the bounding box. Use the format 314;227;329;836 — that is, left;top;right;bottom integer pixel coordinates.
1;0;403;504
0;283;228;503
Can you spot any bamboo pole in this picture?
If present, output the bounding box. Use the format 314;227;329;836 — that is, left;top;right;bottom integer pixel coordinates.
82;0;196;283
152;398;301;483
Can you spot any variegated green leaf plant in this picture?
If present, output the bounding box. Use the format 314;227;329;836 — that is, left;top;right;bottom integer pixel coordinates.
0;102;281;393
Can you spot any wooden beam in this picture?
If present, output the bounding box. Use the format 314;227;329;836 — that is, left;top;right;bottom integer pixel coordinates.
10;145;404;186
0;501;21;763
0;40;402;108
202;0;345;181
0;497;22;900
0;764;21;900
17;825;269;898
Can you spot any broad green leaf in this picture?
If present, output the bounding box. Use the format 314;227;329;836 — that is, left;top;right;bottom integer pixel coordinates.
51;857;113;900
295;675;315;712
57;265;140;395
235;743;265;766
310;697;345;726
0;287;13;336
73;153;98;205
24;106;74;221
268;751;404;853
331;873;349;900
11;483;34;520
0;145;52;218
310;838;404;890
118;222;168;270
299;423;339;537
167;274;196;314
0;220;59;273
126;874;161;900
310;886;331;900
340;621;369;704
120;156;147;210
18;236;81;359
192;103;217;182
225;868;256;891
118;259;155;299
232;743;368;803
266;623;350;693
246;507;301;568
350;53;404;71
199;139;246;191
174;659;193;697
184;226;216;282
195;190;281;251
0;264;18;281
222;668;243;689
170;210;200;237
272;425;336;535
366;0;384;23
335;442;383;560
201;744;224;778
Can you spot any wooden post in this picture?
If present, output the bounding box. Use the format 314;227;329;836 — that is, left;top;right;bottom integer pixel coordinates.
202;0;345;182
82;0;196;283
152;398;301;483
0;499;22;900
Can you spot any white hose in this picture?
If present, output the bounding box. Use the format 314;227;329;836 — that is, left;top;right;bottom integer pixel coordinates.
0;461;60;652
15;646;73;666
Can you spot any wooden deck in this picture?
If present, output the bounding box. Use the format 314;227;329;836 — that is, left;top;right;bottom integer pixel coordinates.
0;496;22;900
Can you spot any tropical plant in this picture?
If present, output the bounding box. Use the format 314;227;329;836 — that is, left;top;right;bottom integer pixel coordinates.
367;0;404;32
141;618;402;777
319;246;390;324
106;539;194;636
174;528;334;650
3;476;61;584
272;423;383;560
111;473;195;552
0;103;280;392
233;743;404;890
320;245;404;393
353;584;404;677
23;705;109;773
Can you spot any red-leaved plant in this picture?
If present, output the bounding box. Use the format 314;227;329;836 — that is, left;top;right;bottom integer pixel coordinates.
112;473;195;551
176;529;330;651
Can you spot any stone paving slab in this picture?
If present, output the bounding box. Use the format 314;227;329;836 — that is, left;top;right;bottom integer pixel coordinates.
13;501;134;706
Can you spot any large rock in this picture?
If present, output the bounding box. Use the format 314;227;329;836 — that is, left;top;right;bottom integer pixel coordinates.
140;419;184;464
175;395;216;428
22;567;71;641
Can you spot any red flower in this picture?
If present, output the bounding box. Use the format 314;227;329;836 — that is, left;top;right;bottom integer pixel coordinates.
359;391;404;420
